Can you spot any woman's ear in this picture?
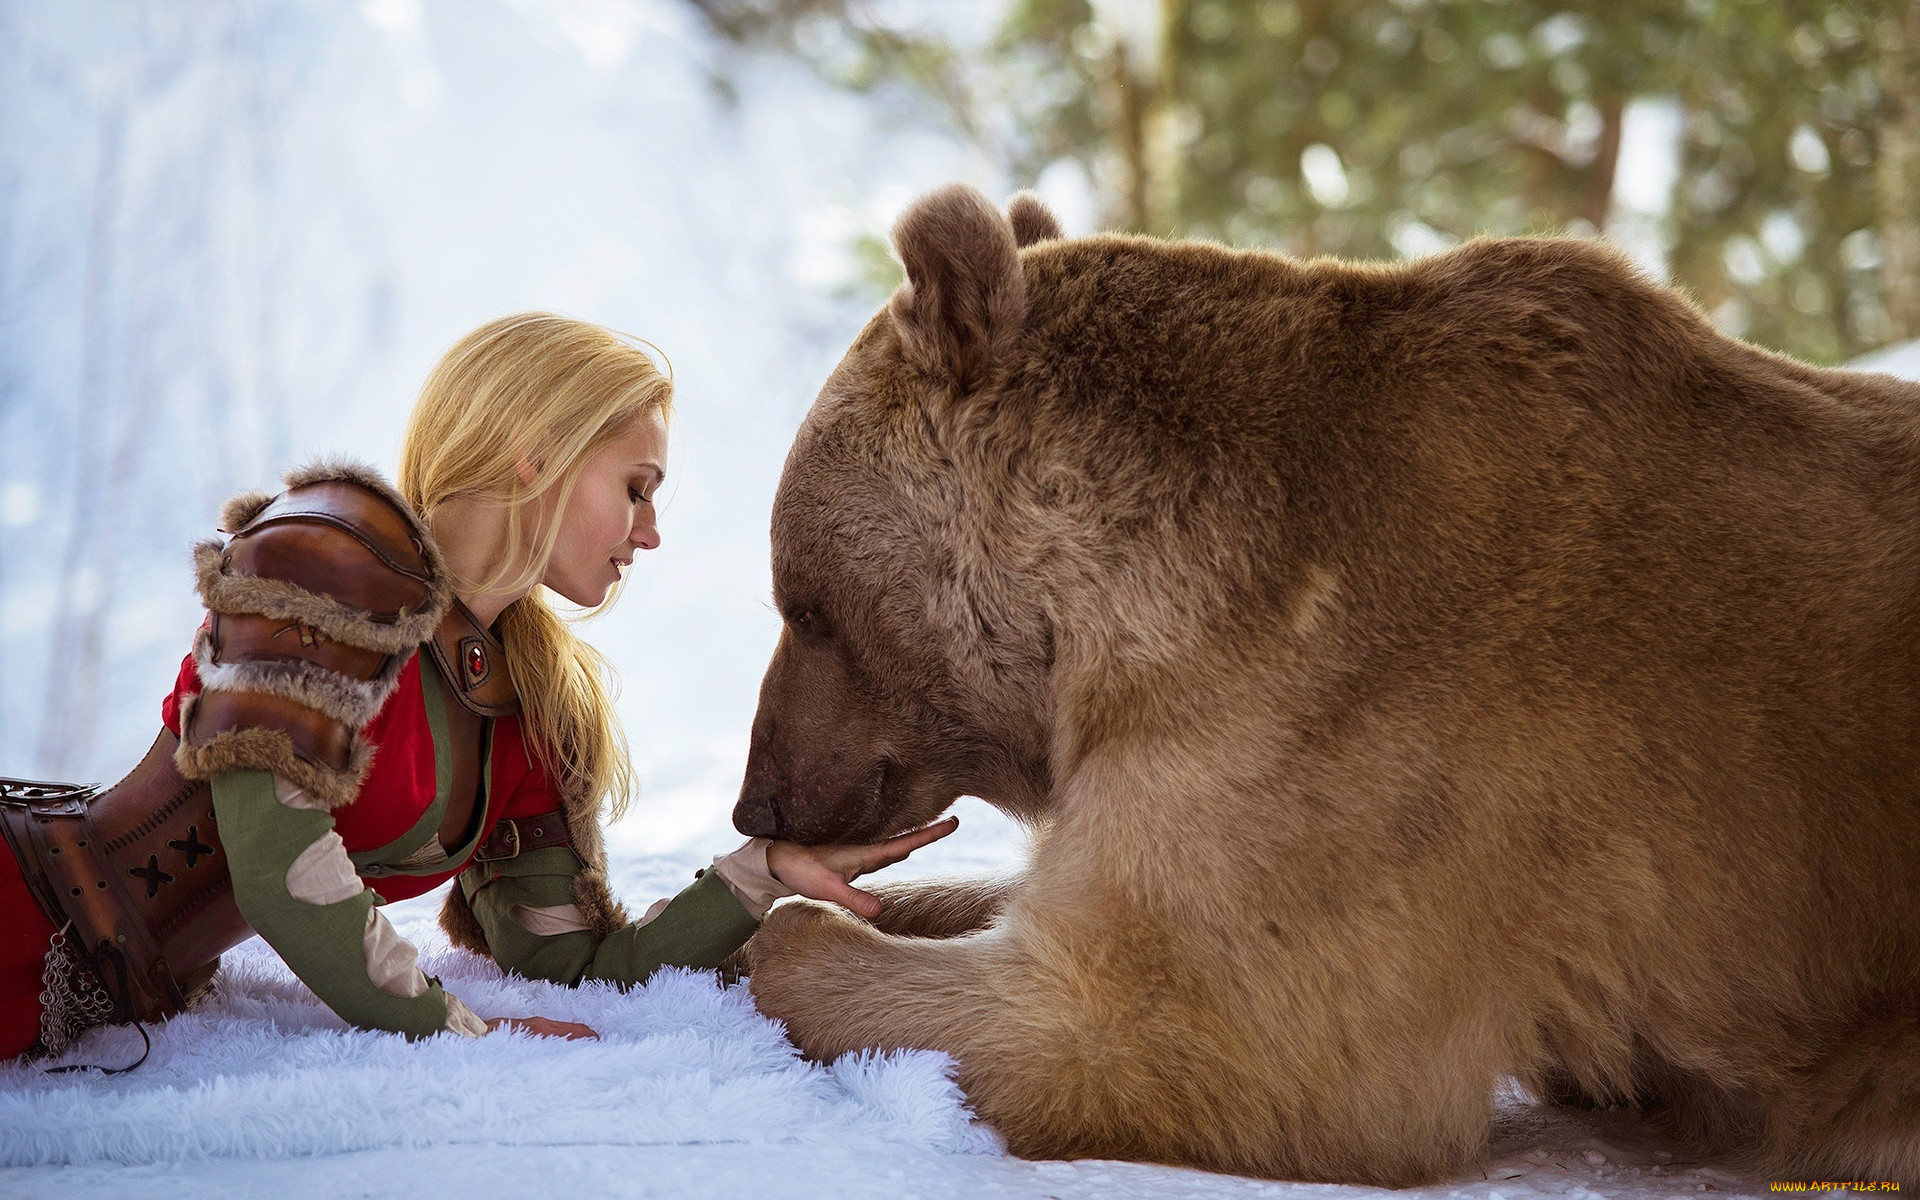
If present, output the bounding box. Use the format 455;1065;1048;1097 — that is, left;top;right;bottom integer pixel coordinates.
515;455;542;486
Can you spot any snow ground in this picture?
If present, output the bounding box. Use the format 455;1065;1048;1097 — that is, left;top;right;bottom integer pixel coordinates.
0;797;1770;1200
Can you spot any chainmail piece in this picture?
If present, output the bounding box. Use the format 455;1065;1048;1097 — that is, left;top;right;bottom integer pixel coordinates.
34;922;116;1058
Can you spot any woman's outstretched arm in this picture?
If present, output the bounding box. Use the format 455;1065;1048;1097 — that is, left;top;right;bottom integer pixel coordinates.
462;819;959;987
215;769;488;1038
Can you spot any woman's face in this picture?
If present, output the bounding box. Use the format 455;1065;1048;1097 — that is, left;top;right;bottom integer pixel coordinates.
538;409;668;608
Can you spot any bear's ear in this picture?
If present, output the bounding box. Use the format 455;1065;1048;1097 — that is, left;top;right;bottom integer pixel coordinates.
889;183;1025;394
1007;191;1063;248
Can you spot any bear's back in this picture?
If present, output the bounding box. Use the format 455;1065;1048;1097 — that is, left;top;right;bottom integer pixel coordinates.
1003;231;1920;575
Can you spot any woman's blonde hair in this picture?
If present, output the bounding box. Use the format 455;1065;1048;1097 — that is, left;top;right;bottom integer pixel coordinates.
398;312;672;820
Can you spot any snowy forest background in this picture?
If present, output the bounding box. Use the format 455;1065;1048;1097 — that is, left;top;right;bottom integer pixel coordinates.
5;0;1920;876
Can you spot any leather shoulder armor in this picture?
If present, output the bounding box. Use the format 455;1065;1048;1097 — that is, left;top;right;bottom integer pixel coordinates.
175;460;453;809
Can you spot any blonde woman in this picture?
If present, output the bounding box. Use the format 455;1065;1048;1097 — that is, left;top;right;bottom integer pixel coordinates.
0;313;953;1060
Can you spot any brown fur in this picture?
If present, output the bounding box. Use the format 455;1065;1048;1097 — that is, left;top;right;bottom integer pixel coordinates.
568;866;627;939
439;876;491;956
865;876;1021;940
1006;191;1062;249
736;185;1920;1185
172;692;376;810
887;183;1028;396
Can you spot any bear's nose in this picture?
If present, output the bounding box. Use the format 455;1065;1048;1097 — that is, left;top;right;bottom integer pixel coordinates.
732;791;783;839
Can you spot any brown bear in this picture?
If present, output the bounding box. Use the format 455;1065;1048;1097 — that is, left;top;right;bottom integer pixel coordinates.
730;182;1920;1186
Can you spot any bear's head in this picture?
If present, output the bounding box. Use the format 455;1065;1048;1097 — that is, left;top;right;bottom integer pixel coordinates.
733;185;1068;845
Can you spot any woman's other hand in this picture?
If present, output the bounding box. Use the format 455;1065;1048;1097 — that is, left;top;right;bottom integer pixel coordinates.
484;1015;600;1040
764;816;960;920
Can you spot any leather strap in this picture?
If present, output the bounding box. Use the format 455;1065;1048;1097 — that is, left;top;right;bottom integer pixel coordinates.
186;689;355;772
0;779;90;933
471;808;573;863
425;598;519;717
209;612;391;680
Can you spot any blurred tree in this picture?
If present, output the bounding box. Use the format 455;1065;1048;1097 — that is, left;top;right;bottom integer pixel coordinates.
1;0;390;777
687;0;1919;365
1668;0;1918;360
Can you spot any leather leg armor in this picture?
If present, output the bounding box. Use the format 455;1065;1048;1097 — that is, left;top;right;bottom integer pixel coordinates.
1;733;246;1047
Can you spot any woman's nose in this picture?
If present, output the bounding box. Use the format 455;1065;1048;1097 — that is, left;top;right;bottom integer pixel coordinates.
632;513;660;551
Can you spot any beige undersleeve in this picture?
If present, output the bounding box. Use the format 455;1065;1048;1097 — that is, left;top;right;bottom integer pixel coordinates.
286;831;363;905
511;903;593;936
710;838;789;919
442;993;487;1038
511;895;666;937
273;776;327;811
362;906;427;999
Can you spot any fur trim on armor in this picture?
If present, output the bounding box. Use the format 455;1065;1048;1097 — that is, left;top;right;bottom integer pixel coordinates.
191;542;443;655
217;490;277;533
287;458;419;515
561;777;628;938
284;458;455;612
438;880;491;956
172;693;374;810
570;866;629;941
190;625;406;731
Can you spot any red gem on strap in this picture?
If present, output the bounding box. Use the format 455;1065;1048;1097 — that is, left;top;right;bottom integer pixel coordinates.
467;645;486;678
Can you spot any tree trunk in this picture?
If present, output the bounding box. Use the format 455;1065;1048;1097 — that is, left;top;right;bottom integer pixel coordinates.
1879;0;1920;343
1108;41;1150;233
1582;91;1626;231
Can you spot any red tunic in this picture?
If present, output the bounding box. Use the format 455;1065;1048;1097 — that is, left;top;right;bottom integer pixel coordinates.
158;649;561;903
0;639;563;1057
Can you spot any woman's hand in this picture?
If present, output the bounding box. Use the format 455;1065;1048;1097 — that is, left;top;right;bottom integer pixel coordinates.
765;817;960;920
484;1015;599;1040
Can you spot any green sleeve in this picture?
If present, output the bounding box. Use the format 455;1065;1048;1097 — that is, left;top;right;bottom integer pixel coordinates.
460;847;761;987
212;769;456;1038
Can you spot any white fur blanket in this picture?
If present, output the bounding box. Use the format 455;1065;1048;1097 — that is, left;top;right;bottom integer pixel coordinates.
0;903;999;1168
0;816;1768;1198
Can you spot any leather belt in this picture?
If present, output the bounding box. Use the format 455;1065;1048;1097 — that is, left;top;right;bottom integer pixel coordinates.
471;809;573;863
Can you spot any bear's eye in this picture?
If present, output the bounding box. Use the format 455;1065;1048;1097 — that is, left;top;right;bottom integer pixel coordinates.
780;599;829;640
